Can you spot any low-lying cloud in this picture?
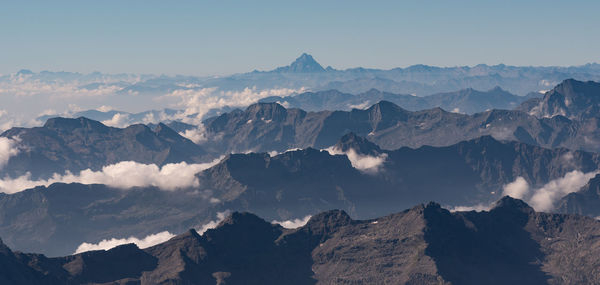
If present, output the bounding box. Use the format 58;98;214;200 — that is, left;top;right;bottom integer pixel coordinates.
449;204;491;212
502;176;530;199
0;158;223;194
179;125;208;144
165;86;306;125
74;231;175;254
73;210;231;254
0;137;19;169
272;215;312;229
502;170;599;212
325;147;387;173
101;113;131;128
197;210;231;235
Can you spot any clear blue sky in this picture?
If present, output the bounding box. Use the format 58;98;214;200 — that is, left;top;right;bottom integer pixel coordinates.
2;0;598;75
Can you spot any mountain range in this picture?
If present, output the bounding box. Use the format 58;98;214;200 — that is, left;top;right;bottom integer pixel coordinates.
2;197;600;284
2;133;599;256
199;82;600;154
0;117;210;179
260;86;537;114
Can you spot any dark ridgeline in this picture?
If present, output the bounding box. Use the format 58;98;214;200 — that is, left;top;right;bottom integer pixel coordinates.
2;197;600;284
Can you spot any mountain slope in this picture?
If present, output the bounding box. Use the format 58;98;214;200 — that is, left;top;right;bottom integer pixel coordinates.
3;197;600;284
0;117;209;179
521;79;600;120
2;135;599;256
200;100;600;154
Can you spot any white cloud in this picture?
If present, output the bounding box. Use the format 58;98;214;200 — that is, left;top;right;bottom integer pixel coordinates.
449;204;490;212
272;215;311;229
500;170;599;212
179;125;207;144
0;74;124;98
0;111;18;132
165;86;306;125
451;108;464;114
74;231;175;254
502;176;530;199
348;101;371;110
529;170;598;212
96;105;114;112
325;147;387;174
0;137;19;169
101;113;131;128
0;157;223;194
197;210;231;235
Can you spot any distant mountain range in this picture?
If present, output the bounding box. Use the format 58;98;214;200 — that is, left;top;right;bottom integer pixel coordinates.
2;197;600;284
260;86;538;114
6;54;600;126
1;134;599;256
218;53;600;95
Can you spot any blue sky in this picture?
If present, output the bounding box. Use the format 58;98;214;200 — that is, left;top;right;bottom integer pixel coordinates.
1;0;598;75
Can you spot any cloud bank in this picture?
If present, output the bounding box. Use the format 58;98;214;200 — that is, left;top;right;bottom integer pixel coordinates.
166;86;305;125
0;158;223;194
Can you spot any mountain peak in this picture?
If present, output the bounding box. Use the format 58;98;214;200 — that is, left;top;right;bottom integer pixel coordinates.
334;132;382;156
491;196;534;213
43;117;109;132
275;53;325;73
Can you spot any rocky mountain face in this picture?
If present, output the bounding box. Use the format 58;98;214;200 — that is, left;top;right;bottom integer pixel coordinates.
200;99;600;154
260;86;531;114
2;197;600;284
3;134;598;256
0;117;210;179
521;79;600;120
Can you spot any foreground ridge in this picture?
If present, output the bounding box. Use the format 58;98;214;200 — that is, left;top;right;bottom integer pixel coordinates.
2;197;600;284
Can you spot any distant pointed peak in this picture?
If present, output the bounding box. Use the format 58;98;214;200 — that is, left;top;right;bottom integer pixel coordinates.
275;53;325;73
